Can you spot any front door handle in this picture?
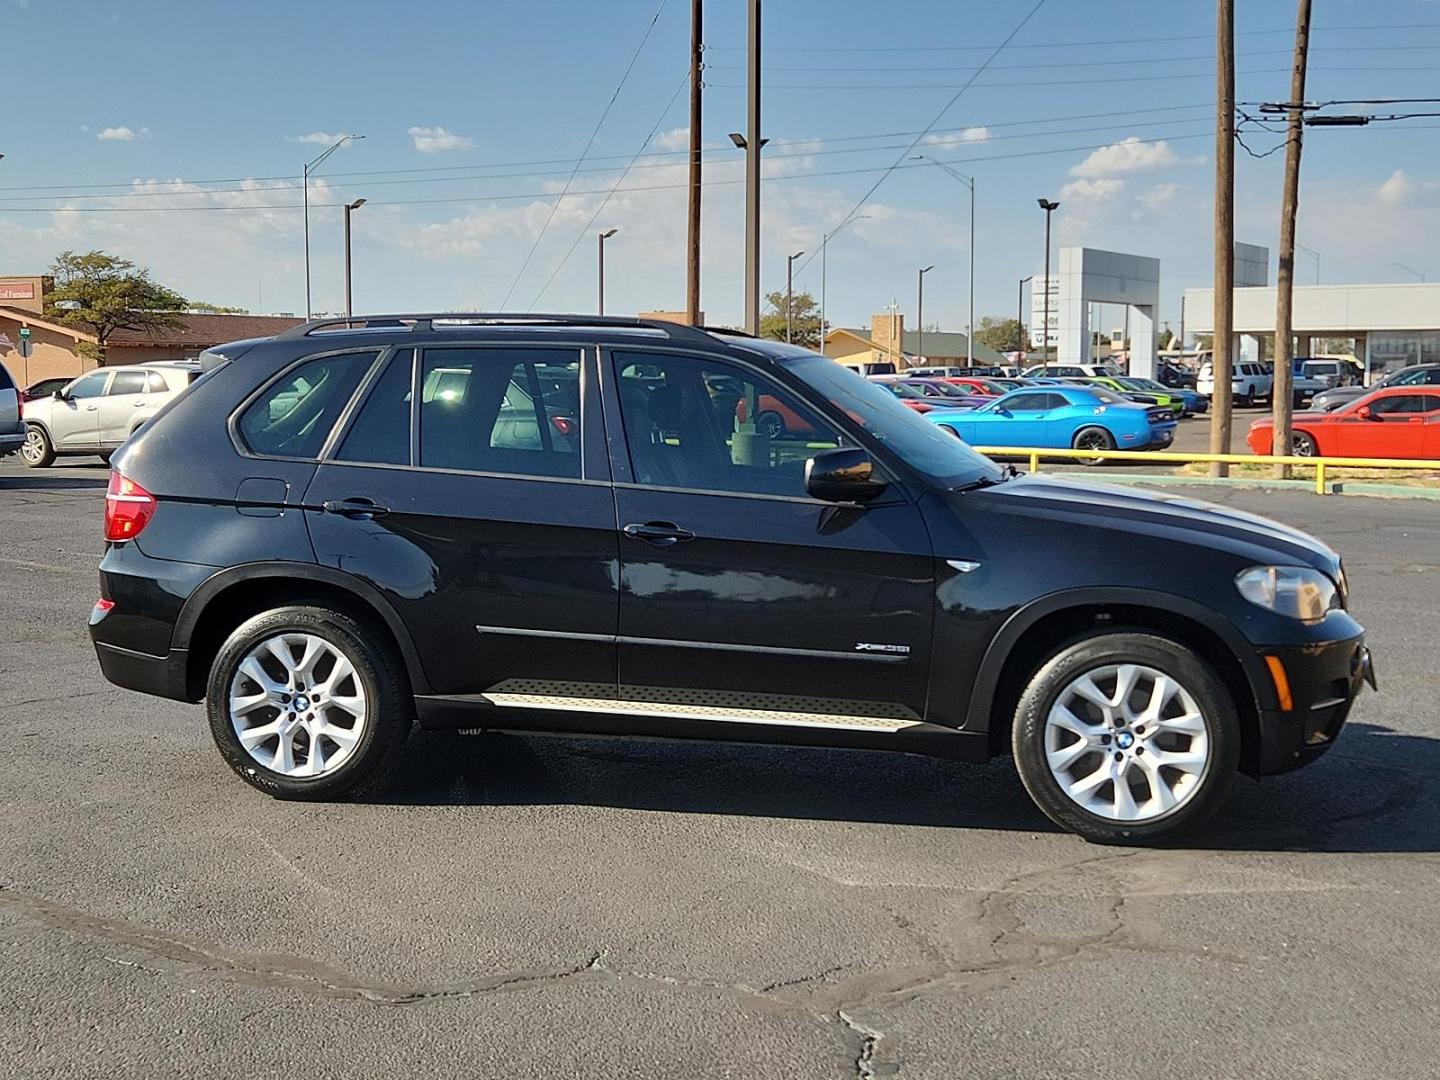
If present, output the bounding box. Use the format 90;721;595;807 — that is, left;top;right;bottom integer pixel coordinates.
322;498;390;520
623;521;695;546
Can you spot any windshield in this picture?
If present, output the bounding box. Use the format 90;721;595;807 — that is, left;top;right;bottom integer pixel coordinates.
1118;377;1163;392
785;355;1003;489
1084;386;1130;404
921;381;970;398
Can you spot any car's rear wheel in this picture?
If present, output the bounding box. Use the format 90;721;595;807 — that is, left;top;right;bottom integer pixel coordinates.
1010;631;1240;844
1291;431;1318;457
20;425;54;469
1072;426;1114;465
206;605;412;800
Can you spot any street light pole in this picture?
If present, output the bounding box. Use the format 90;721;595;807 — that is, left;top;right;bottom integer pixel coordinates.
343;198;366;319
917;265;935;366
1037;198;1060;372
302;134;363;320
1018;276;1032;356
785;250;804;343
912;156;975;366
1391;262;1427;282
598;228;619;315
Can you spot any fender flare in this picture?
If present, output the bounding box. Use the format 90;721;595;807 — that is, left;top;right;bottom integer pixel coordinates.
960;586;1273;731
172;561;432;695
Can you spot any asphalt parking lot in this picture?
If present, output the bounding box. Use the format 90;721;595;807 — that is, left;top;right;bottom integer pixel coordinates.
2;457;1438;1080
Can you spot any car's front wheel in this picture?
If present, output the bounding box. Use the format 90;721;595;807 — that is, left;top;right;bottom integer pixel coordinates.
1010;631;1240;844
20;425;54;468
206;604;412;800
1291;431;1318;457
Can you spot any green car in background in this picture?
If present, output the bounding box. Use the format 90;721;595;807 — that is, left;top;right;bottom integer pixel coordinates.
1083;375;1187;417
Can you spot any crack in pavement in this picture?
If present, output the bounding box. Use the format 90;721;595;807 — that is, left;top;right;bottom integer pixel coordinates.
836;1010;885;1080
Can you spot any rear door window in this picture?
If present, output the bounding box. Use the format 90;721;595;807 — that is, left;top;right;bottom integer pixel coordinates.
238;350;378;459
335;349;414;466
108;371;148;396
417;348;581;478
146;372;169;392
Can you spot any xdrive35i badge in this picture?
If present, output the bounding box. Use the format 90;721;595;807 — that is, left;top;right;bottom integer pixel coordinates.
854;642;911;655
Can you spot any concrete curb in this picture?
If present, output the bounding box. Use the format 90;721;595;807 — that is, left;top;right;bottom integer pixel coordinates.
1065;471;1440;500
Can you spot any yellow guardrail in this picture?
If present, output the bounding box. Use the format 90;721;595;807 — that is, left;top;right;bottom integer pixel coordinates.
970;446;1440;495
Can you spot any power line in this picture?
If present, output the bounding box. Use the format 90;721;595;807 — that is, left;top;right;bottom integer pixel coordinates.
706;43;1440;73
0;105;1217;203
702;21;1440;53
707;64;1426;91
498;0;673;308
790;0;1051;279
528;69;692;310
0;132;1214;215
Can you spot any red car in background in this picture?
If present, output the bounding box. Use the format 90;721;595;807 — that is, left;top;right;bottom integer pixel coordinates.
937;376;1009;396
1247;386;1440;458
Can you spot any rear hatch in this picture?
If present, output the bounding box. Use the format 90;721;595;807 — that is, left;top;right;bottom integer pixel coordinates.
0;362;22;436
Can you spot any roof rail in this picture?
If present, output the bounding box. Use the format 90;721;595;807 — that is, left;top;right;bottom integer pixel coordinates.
275;312;744;345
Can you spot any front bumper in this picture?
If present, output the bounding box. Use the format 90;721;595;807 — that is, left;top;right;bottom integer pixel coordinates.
1249;634;1372;775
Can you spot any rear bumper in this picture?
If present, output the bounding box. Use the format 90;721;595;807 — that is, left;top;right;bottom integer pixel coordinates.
1249;634;1371;775
93;639;192;702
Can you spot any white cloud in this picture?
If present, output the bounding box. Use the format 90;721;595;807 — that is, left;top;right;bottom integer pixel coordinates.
1070;137;1178;179
1137;183;1179;212
1378;169;1417;206
922;126;990;147
407;125;475;153
1060;178;1124;202
292;131;352;146
97;126;138;142
653;126;690;152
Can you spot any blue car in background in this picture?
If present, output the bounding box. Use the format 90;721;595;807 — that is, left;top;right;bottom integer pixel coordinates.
1112;375;1208;416
924;385;1176;462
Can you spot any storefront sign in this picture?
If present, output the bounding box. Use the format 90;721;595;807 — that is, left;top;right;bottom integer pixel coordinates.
0;281;36;300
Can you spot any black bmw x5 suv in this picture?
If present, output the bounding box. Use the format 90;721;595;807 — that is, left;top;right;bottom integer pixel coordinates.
91;314;1372;843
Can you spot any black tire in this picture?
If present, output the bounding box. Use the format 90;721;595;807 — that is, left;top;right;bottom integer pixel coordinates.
756;409;786;439
206;604;412;800
1292;430;1318;457
1244;387;1257;408
1010;631;1241;845
1071;425;1114;466
20;424;54;469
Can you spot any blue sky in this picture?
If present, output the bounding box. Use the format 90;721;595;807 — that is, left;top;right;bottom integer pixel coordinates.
4;0;1440;335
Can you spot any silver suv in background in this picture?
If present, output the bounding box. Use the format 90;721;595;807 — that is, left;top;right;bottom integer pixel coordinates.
1197;360;1273;406
20;361;200;468
1311;363;1440;411
0;361;24;458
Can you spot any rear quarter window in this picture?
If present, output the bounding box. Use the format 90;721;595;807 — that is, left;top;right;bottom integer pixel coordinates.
237;350;378;459
0;363;14;391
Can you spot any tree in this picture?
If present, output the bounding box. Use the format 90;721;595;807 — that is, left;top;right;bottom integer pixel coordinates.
188;300;248;314
759;290;822;348
974;315;1026;353
44;251;187;364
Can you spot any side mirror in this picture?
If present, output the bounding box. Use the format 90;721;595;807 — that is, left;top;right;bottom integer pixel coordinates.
1356;405;1373;420
52;389;66;401
805;447;887;504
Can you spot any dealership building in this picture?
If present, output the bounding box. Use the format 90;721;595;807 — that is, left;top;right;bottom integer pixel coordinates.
0;274;300;387
1183;279;1440;382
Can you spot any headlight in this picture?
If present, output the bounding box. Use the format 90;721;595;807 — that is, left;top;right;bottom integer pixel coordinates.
1235;566;1339;623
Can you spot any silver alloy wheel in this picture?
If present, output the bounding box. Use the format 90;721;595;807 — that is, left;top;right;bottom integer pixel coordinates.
1044;663;1210;822
1292;433;1316;457
228;632;368;778
20;428;45;465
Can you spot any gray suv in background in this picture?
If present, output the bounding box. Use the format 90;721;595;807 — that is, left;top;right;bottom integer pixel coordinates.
1311;363;1440;411
20;361;200;468
0;361;24;458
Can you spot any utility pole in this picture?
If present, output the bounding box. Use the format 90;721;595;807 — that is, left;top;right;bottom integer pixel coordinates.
1271;0;1312;478
685;0;702;325
1209;0;1236;477
743;0;761;335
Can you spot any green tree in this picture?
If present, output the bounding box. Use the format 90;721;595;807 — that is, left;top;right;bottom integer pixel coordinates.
974;315;1026;353
187;300;248;314
44;250;187;364
759;290;823;348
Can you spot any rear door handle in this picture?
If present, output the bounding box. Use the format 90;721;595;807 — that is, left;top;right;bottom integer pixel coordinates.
623;521;695;546
322;498;390;520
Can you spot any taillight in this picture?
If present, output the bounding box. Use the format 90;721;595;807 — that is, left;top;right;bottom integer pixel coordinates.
550;415;575;436
104;471;156;541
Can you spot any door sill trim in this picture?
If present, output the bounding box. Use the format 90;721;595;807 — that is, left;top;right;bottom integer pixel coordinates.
480;692;924;733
